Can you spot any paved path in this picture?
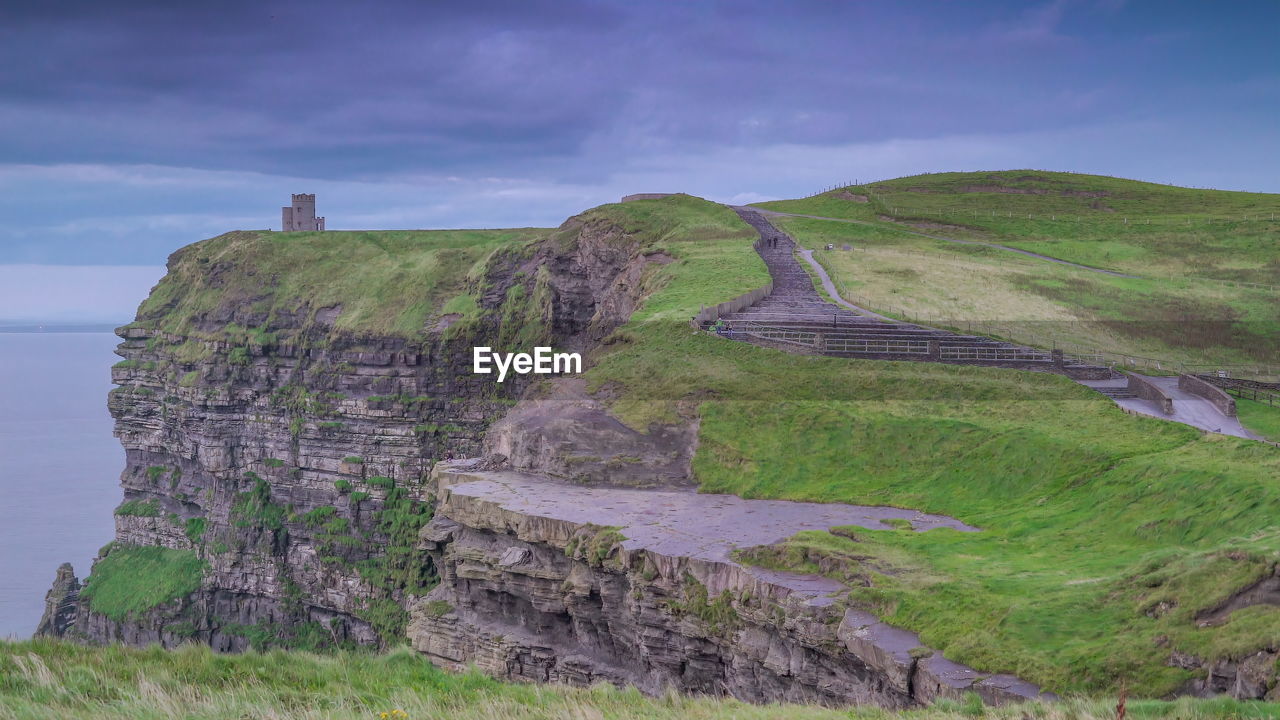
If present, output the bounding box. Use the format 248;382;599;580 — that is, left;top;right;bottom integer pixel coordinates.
748;207;1140;278
1145;376;1253;438
794;247;893;321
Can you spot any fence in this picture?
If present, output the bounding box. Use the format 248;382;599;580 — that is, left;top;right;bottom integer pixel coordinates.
827;244;1278;293
939;346;1051;363
829;286;1278;379
826;337;930;355
877;206;1280;227
1209;379;1280;408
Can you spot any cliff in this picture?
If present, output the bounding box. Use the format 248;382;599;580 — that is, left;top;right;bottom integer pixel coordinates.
43;210;677;651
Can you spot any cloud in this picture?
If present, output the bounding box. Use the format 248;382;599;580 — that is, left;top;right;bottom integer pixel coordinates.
0;0;1276;269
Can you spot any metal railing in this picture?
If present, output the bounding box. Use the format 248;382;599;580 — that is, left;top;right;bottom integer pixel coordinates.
825;337;930;355
940;346;1051;362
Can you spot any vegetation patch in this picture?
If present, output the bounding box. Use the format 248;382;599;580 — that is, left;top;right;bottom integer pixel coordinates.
130;227;551;341
80;546;206;621
1236;398;1280;442
231;473;288;531
113;499;161;517
22;639;1277;719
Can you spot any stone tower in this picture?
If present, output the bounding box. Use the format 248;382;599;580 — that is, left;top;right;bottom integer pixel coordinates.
281;193;326;231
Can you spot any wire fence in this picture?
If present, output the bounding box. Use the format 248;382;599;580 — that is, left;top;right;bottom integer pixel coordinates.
811;225;1279;292
876;205;1280;227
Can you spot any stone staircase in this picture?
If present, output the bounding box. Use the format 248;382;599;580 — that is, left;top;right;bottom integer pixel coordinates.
1093;386;1138;400
721;209;1114;379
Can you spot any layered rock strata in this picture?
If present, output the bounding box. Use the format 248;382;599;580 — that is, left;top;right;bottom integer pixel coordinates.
408;461;1054;706
40;211;674;649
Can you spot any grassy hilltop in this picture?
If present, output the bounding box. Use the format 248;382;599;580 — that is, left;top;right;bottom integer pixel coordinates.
48;185;1280;714
753;171;1280;374
133;228;551;339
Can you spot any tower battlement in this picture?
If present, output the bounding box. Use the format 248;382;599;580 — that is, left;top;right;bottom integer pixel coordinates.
281;193;325;231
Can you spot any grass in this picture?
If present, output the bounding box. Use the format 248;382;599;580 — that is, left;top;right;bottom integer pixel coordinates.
131;228;550;341
577;195;1280;696
747;171;1280;370
5;639;1280;720
780;214;1278;368
78;546;206;621
1236;397;1280;442
113;499;161;517
756;170;1280;283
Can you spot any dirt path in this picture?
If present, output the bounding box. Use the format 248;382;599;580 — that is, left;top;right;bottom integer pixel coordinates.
749;207;1140;279
793;247;893;321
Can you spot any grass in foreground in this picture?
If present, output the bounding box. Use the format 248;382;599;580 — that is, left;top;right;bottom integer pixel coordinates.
581;195;1280;697
4;639;1280;720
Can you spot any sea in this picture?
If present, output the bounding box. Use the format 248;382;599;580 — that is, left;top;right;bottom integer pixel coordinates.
0;331;123;639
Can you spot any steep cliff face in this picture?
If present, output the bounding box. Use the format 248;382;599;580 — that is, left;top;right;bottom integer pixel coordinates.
43;211;673;650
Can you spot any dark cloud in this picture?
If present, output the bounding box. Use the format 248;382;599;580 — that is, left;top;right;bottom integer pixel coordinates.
5;0;1274;181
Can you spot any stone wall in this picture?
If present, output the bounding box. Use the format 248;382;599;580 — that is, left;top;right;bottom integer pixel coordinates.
1124;371;1174;414
1179;374;1236;417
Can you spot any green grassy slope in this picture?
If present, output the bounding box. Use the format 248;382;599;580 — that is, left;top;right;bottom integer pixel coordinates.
5;639;1278;720
749;172;1279;371
581;195;1280;696
133;228;550;339
756;170;1280;282
78;546;206;621
1236;398;1280;442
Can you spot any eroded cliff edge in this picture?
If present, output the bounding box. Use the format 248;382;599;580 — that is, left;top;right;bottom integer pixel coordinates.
40;209;677;650
407;462;1052;707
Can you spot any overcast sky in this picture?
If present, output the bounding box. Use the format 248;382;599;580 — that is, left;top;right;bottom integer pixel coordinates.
2;0;1277;319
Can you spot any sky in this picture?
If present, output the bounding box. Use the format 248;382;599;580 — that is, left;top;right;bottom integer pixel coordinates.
1;0;1278;321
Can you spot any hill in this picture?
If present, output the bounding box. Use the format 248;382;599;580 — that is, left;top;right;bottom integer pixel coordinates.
38;190;1280;710
750;171;1279;384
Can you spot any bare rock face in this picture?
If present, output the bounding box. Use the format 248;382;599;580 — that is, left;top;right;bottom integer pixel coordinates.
34;563;80;637
407;463;1054;708
484;379;698;487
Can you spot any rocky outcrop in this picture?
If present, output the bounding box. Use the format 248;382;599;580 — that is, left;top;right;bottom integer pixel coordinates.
483;379;698;487
407;462;1054;707
35;564;80;638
